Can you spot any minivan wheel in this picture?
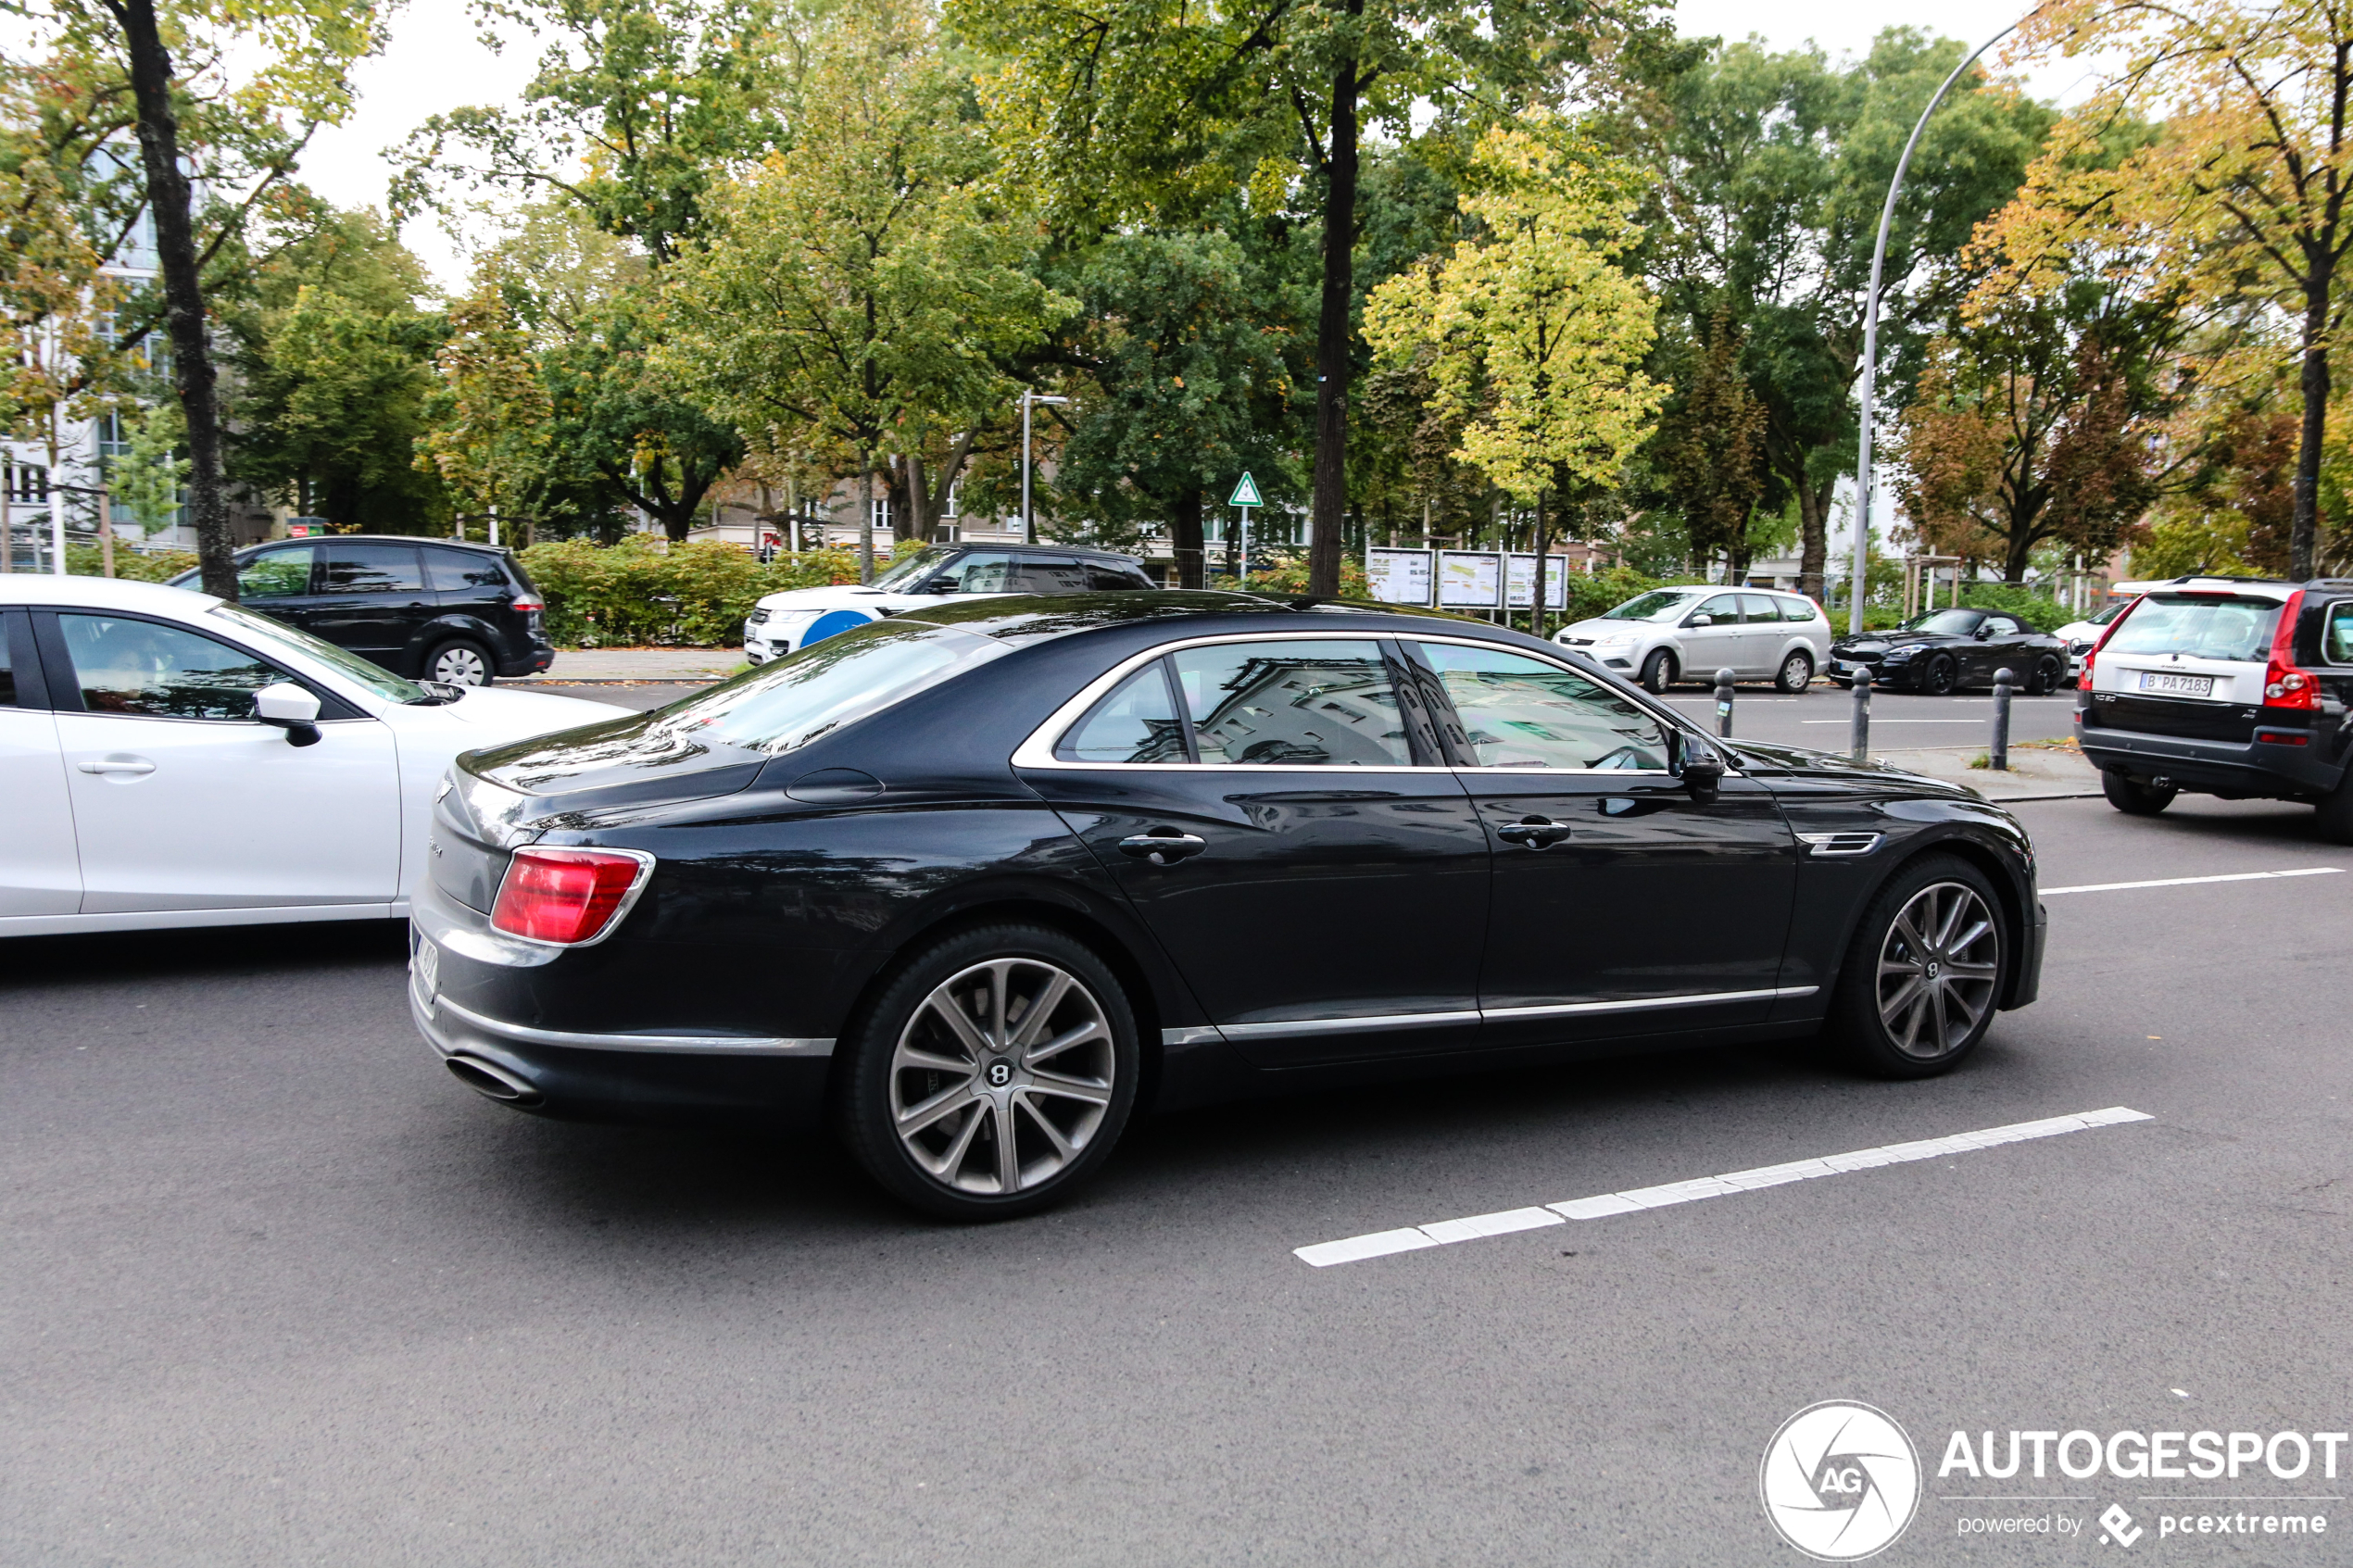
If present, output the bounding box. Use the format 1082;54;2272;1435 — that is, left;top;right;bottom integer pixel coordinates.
1825;855;2007;1079
2102;770;2177;816
837;923;1139;1221
428;638;494;686
1774;649;1813;693
1639;649;1679;694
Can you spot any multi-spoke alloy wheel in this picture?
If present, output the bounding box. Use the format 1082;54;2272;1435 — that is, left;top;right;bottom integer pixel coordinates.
1874;882;2000;1058
890;958;1115;1195
842;924;1139;1219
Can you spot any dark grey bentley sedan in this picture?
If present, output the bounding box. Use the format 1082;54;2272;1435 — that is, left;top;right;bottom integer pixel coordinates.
409;592;2045;1219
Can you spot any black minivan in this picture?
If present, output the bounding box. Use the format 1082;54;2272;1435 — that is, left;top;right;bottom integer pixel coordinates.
170;536;554;685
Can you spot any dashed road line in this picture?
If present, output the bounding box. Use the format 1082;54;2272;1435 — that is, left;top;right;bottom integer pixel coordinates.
2042;867;2344;897
1293;1107;2154;1269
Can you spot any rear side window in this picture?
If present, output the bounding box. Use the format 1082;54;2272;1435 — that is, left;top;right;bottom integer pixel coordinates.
0;612;17;706
1087;562;1151;591
2325;602;2353;662
424;548;509;592
1057;660;1189;762
2107;596;2283;662
319;543;422;595
57;613;283;720
648;620;1008;755
1418;642;1668;770
1171;639;1412;766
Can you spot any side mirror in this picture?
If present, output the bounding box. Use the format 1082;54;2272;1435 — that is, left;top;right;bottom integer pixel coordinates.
254;681;322;746
1668;731;1724;800
1687;613;1715;628
1974;624;1994;640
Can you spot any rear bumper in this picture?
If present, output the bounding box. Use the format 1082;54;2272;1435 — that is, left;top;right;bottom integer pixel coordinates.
2078;725;2346;797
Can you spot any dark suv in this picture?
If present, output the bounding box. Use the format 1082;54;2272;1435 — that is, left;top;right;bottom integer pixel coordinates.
2077;574;2353;839
170;536;553;685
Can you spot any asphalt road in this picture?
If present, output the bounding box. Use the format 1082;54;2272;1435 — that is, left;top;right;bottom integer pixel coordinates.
6;795;2348;1565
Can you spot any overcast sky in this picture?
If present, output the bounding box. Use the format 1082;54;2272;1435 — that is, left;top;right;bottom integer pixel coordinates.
297;0;2114;291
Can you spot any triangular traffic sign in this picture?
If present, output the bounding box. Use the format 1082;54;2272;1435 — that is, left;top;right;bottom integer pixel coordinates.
1227;471;1263;508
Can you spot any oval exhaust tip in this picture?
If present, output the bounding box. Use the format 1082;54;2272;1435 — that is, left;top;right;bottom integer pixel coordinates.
445;1054;544;1107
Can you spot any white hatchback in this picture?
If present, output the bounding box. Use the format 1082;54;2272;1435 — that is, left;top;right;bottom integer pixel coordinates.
1554;586;1832;693
1;576;628;936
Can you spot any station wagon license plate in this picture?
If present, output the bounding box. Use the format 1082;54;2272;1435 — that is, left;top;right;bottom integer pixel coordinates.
412;935;440;1001
2138;671;2215;697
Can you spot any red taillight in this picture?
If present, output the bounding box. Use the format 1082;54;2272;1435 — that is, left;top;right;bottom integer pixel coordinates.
2264;589;2316;708
2078;597;2141;690
490;848;652;945
510;596;545;613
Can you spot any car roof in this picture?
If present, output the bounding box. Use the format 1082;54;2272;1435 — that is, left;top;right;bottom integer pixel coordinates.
245;534;506;555
932;542;1146;563
895;588;1551;646
0;574;221;614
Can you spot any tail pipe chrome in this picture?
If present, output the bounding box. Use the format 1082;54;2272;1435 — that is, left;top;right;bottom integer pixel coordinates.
444;1054;545;1108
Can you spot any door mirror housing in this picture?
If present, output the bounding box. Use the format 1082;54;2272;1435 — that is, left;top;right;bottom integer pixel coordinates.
1974;623;1994;640
1686;613;1715;628
254;681;323;746
1668;731;1724;800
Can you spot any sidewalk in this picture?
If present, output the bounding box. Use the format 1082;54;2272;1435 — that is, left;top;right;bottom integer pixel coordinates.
515;647;744;684
1864;743;2103;801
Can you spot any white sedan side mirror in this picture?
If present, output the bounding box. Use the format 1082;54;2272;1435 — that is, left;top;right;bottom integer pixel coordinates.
255;681;323;746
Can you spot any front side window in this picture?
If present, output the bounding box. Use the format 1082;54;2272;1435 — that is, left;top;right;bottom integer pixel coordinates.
2108;596;2283;662
1983;617;2021;637
648;620;1008;755
237;546;314;599
59;614;283;720
1603;590;1702;622
319;543;423;595
1057;661;1188;762
1418;642;1669;771
1690;595;1741;625
1171;639;1413;766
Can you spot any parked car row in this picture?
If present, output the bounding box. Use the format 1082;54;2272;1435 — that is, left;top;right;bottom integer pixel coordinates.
1551;585;1830;693
743;543;1162;662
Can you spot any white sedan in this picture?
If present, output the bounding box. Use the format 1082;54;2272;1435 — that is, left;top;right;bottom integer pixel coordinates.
1;575;629;936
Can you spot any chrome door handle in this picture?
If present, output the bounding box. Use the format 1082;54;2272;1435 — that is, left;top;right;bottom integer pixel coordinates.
1117;831;1207;865
78;758;156;776
1494;817;1572;848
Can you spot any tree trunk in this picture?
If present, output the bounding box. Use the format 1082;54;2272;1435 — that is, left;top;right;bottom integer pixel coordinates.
898;454;926;542
109;0;233;599
1795;482;1825;600
1531;491;1549;639
1171;483;1204;588
858;457;875;583
2294;277;2330;579
1306;37;1361;599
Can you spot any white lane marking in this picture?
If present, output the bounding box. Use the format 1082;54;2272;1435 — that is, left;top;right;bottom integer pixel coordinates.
2042;867;2344;897
1292;1107;2153;1268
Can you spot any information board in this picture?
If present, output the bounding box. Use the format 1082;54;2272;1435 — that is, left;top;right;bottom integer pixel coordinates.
1438;551;1504;608
1505;553;1573;609
1365;547;1434;606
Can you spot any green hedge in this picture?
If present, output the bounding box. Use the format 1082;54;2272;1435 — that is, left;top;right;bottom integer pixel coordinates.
65;545;198;583
1954;583;2072;633
516;537;904;646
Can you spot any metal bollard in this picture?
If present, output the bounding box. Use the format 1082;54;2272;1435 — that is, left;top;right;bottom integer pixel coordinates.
1990;667;2014;771
1850;669;1872;763
1715;667;1736;737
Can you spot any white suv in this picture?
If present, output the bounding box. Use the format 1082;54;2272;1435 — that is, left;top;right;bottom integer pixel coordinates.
2077;574;2353;838
1554;586;1831;693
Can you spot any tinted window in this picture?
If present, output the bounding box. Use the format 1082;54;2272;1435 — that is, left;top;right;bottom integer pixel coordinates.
1740;594;1782;623
1983;616;2021;636
1171;640;1412;766
1906;608;1982;636
2108;596;2283;662
1058;660;1188;762
1691;595;1740;624
933;554;1090;594
319;543;422;595
1087;562;1151;591
648;620;1008;755
0;614;15;706
425;547;509;592
2327;602;2353;663
237;546;314;599
59;614;282;720
207;603;427;705
1419;643;1668;770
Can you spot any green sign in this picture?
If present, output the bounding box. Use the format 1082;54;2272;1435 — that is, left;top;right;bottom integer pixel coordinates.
1227;472;1263;508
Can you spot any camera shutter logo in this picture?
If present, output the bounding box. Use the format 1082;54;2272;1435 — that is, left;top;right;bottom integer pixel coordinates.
1759;1401;1921;1561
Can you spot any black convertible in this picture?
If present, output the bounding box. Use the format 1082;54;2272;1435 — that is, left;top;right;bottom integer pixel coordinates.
1828;607;2070;695
410;593;2045;1219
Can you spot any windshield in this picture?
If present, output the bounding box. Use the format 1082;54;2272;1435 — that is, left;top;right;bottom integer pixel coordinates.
642;619;1006;754
2105;596;2283;662
206;602;428;704
1903;609;1982;636
1602;589;1704;622
870;546;957;591
2091;601;2129;625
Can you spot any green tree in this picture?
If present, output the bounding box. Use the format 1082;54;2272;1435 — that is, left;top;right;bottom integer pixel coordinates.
107;399;187;534
1655;310;1772;579
956;0;1670;596
418;268;554;539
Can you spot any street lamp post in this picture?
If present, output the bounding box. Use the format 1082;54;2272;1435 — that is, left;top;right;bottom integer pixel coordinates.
1019;390;1068;544
1849;12;2036;635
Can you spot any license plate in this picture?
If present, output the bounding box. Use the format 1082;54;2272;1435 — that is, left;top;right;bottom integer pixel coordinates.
2138;671;2215;697
412;935;440;1000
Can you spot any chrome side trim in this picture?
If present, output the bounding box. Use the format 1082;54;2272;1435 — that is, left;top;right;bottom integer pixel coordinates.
1478;985;1818;1022
1796;832;1885;857
1219;1010;1482;1040
428;990;833;1056
1160;1024;1227;1047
